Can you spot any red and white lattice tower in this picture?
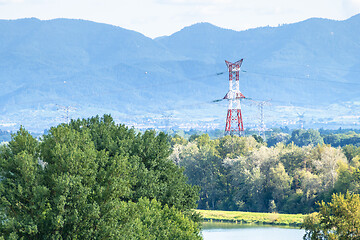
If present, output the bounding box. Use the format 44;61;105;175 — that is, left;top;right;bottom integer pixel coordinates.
223;59;245;136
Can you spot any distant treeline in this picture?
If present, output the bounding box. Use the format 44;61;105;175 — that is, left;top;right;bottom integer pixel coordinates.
166;128;360;147
268;129;360;147
168;133;360;214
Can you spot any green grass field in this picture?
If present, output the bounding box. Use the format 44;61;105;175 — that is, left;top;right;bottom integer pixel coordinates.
196;209;305;227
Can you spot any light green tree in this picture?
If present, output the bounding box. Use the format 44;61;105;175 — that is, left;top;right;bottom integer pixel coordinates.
303;192;360;240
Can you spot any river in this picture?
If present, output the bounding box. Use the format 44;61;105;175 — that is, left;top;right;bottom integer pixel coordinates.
202;222;305;240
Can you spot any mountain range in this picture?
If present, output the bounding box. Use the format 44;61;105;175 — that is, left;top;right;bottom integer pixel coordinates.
0;15;359;132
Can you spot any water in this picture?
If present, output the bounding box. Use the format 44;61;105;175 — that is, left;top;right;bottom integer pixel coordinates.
202;222;305;240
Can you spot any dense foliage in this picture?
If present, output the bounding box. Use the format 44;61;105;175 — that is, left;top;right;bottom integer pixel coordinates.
0;115;201;239
169;133;360;214
303;192;360;239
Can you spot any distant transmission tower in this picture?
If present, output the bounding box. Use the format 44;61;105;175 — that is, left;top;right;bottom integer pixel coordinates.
297;112;305;129
161;113;173;131
57;105;76;124
223;59;246;136
249;99;272;140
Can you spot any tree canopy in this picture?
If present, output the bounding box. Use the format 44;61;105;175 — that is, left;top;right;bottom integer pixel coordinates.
303;192;360;240
0;115;201;239
169;133;353;213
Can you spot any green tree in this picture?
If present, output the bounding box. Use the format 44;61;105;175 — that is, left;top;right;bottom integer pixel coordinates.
303;192;360;240
252;134;264;144
263;162;292;211
0;127;47;239
342;145;360;165
266;133;290;147
169;134;188;147
323;134;341;147
117;198;202;240
230;146;282;212
334;165;360;195
217;135;261;159
230;156;264;211
69;115;199;211
279;144;308;177
289;129;324;147
0;116;201;239
179;142;222;210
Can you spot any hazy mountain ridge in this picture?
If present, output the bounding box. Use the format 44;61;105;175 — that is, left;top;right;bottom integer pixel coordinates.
157;15;360;105
0;15;359;131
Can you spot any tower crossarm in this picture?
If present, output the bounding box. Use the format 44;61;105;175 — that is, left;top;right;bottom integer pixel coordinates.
223;90;245;100
225;59;243;73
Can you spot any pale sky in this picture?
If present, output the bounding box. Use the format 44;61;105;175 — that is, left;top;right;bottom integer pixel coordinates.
0;0;360;38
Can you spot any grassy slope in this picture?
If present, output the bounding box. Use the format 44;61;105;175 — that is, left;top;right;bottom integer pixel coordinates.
196;210;305;227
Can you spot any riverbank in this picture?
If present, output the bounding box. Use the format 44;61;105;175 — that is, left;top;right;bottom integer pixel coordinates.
196;210;305;227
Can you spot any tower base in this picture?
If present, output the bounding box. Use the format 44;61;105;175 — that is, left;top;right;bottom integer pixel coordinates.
225;109;244;136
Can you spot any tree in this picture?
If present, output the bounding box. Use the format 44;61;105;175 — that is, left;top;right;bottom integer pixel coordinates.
68;115;199;211
323;134;341;147
178;142;222;210
116;198;202;240
267;133;290;147
230;156;264;211
169;134;188;147
310;145;347;190
0;127;47;239
252;134;264;144
263;162;292;211
0;116;201;239
230;146;282;212
217;135;261;159
279;144;308;177
303;192;360;240
289;129;324;147
342;145;360;165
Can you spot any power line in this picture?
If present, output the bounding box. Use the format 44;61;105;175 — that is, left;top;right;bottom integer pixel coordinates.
240;69;360;86
1;63;359;113
273;62;360;74
1;64;358;108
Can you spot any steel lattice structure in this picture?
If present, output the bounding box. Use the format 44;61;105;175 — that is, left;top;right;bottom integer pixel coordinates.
223;59;245;135
248;99;272;140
